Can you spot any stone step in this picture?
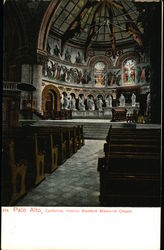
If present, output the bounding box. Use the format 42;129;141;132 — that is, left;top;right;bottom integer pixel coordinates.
83;126;109;139
20;119;160;139
32;120;129;139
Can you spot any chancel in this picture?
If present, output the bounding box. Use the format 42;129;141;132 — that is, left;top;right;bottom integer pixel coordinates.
2;0;162;207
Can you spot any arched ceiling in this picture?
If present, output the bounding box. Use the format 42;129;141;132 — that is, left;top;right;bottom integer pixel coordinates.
50;0;144;59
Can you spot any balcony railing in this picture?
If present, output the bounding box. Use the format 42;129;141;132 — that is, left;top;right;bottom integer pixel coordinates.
3;81;20;91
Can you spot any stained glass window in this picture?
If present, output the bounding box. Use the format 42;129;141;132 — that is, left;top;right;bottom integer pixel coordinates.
123;59;136;84
94;61;106;86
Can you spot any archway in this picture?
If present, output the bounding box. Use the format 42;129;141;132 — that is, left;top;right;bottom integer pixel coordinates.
42;85;60;118
37;0;61;51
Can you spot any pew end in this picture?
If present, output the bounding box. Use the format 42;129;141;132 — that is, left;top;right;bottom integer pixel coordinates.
8;140;28;205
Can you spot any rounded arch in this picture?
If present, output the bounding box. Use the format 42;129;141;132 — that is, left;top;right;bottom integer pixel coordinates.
105;93;113;99
42;84;60;112
70;92;76;98
87;94;94;99
62;91;67;97
116;51;140;68
78;93;85;98
37;0;61;51
96;94;104;99
87;55;112;68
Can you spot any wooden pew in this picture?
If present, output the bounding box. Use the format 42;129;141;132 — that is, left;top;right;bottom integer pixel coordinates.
8;139;27;205
6;129;45;190
54;124;83;152
62;127;74;158
42;124;83;152
2;130;45;204
71;127;78;153
105;126;160;153
108;127;160;135
108;128;160;138
106;128;161;143
24;126;67;165
98;154;160;175
62;125;84;153
15;133;45;189
1;124;84;205
76;125;84;148
104;143;160;155
108;137;160;145
104;128;160;156
98;126;161;206
32;124;83;155
27;125;78;163
98;153;161;206
98;171;160;206
37;134;58;173
63;125;83;150
2;135;27;205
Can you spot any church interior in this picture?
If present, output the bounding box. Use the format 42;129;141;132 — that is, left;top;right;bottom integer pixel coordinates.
2;0;162;207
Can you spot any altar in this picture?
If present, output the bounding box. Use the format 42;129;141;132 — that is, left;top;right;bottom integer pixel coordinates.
112;107;127;121
72;110;112;119
72;105;139;120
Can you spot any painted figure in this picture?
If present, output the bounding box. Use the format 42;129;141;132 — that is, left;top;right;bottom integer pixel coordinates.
56;65;61;79
136;66;142;83
52;63;57;78
65;48;71;62
47;66;52;78
54;44;60;57
75;51;82;64
140;67;145;82
77;70;83;84
82;70;91;84
47;42;51;54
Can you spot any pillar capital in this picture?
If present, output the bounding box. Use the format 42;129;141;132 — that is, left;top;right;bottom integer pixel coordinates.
36;49;48;65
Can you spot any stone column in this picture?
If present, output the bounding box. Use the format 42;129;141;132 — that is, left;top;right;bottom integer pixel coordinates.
112;91;117;107
20;64;43;113
32;64;43;113
21;64;32;83
20;64;31;109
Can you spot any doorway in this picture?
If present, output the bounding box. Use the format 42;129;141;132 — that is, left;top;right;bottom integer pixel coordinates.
42;85;60;119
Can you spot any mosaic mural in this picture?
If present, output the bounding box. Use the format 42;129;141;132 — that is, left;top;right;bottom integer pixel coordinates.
45;37;151;87
43;59;91;85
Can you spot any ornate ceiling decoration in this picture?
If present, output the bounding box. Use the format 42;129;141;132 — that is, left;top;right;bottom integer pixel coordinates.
51;0;144;60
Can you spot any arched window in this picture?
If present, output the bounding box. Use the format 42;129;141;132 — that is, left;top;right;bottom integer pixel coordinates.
122;59;136;85
94;61;106;86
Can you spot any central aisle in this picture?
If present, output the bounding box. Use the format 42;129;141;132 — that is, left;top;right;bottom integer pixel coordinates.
17;140;105;207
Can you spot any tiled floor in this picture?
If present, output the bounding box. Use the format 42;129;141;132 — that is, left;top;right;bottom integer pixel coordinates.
16;140;105;207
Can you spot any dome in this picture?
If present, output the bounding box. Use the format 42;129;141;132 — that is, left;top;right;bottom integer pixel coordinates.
51;0;144;57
